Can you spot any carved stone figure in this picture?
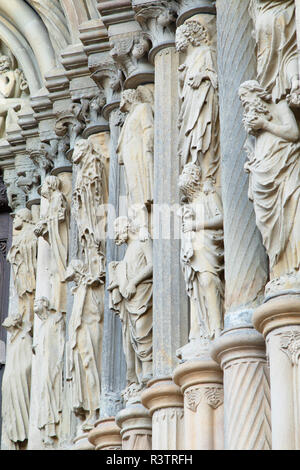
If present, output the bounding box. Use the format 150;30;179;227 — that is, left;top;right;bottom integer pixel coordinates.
117;84;154;208
7;208;37;324
179;163;224;340
239;80;300;292
108;214;153;389
72;138;108;280
65;259;103;431
0;54;29;139
34;175;69;314
176;16;220;180
0;55;28;99
1;314;32;449
34;297;65;446
249;0;299;103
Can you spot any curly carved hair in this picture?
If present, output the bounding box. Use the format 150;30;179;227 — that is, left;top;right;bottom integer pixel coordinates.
176;20;209;49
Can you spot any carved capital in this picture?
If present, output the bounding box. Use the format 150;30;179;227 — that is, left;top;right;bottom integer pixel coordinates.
133;1;178;61
185;386;223;412
16;168;41;206
90;58;123;115
28;143;55;180
280;331;300;366
0;176;9;212
109;31;154;88
3;169;26;212
176;0;216;26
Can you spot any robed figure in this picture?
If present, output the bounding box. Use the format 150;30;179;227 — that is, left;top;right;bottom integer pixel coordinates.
108;215;153;388
176;15;220;181
117;84;154;208
239;80;300;288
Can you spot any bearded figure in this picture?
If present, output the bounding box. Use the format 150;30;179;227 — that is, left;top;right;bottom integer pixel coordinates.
176;15;220;182
108;213;153;389
179;163;224;340
239;80;300;293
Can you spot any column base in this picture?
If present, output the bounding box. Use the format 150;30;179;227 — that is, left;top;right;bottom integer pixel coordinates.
88;417;122;450
173;357;223;450
116;402;152;450
141;378;184;450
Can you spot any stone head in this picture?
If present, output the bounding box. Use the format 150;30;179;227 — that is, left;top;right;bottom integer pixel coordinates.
179;163;202;195
41;175;61;199
34;297;50;321
114;216;129;246
13;207;32;230
73;138;91;165
0;55;12;72
176;19;209;52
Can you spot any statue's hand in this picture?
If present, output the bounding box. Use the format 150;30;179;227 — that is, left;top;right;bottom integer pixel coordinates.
247;115;266;132
124;281;137;300
188;73;205;89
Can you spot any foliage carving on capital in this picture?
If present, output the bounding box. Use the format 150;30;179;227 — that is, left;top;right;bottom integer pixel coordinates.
133;1;178;47
109;32;151;78
185;386;223;412
280;331;300;366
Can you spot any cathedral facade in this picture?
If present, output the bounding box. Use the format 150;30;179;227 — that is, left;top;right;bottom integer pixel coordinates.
0;0;298;451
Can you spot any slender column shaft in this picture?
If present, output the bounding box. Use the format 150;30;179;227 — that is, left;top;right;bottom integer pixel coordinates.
100;108;126;419
152;46;188;378
213;0;271;450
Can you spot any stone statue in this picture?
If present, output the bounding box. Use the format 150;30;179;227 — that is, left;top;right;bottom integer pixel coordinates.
72;138;108;281
7;208;37;324
34;175;69;314
179;163;224;340
65;259;103;431
249;0;299;103
117;84;154;208
176;15;220;181
0;54;29;139
108;214;153;390
1;314;32;449
0;54;28;99
239;80;300;292
34;297;65;446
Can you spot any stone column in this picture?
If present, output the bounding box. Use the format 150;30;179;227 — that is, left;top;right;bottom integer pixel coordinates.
174;358;224;450
100;106;126;421
253;296;300;450
133;0;188;450
142;378;184;450
88;417;122;450
85;59;127;447
116;403;152;450
173;1;225;450
211;0;271;450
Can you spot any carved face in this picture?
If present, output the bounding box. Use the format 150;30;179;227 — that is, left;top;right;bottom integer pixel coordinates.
114;217;129;246
120;90;136;113
179;163;202;193
0;55;11;72
34;298;50;321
